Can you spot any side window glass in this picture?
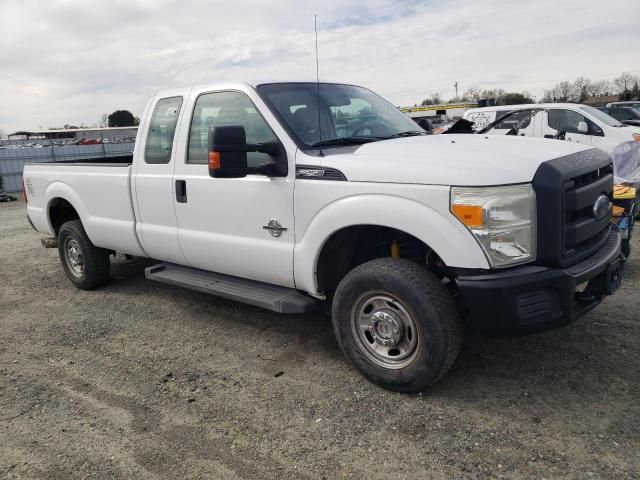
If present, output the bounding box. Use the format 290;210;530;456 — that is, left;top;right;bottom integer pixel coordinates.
547;109;566;132
614;109;631;120
144;97;183;164
587;118;604;136
188;91;276;167
565;110;588;134
493;110;533;130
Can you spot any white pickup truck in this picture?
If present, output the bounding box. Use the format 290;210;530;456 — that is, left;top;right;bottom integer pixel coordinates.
23;81;624;392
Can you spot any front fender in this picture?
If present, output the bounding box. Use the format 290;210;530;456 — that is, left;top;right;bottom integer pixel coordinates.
293;193;490;295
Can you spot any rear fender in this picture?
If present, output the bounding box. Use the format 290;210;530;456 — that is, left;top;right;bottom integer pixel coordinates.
43;181;93;241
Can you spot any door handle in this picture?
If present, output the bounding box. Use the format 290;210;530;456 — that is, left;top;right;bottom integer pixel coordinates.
175;180;187;203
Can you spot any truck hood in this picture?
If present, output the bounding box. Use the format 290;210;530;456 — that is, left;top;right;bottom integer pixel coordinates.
313;134;595;186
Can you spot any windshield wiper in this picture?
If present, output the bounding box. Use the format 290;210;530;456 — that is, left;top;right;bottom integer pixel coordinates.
385;130;429;138
310;137;382;147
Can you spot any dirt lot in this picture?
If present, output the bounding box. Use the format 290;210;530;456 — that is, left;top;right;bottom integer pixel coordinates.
1;198;639;479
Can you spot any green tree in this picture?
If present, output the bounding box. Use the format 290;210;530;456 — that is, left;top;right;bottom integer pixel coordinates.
108;110;137;127
420;93;442;106
500;92;534;105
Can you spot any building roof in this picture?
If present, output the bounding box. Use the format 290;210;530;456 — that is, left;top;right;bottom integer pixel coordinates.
9;126;137;137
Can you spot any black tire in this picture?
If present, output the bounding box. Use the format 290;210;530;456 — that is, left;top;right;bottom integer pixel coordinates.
332;257;461;393
57;220;110;290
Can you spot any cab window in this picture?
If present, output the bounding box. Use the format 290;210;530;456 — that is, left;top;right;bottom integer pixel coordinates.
492;110;533;130
610;108;633;121
548;109;602;136
187;91;276;166
144;97;183;164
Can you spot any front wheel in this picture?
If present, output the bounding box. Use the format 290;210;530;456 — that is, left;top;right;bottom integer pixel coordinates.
58;220;111;290
332;258;461;393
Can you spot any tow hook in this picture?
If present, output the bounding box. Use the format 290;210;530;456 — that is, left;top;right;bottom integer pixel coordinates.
41;237;58;248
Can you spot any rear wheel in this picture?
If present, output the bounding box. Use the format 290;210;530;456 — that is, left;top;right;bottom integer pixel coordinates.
58;220;110;290
332;258;461;392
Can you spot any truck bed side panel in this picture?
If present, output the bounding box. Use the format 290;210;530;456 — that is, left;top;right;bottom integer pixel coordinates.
24;164;146;256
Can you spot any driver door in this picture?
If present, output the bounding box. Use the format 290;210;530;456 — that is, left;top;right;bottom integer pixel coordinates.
172;89;296;288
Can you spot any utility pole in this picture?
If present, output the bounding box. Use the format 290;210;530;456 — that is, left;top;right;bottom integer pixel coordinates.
454;81;459;101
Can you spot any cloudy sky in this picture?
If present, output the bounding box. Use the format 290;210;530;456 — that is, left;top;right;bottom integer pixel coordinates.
0;0;637;132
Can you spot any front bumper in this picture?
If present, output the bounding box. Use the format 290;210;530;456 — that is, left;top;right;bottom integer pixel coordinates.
456;229;624;334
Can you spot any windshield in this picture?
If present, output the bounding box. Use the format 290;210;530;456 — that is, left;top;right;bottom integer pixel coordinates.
257;83;422;148
579;105;623;127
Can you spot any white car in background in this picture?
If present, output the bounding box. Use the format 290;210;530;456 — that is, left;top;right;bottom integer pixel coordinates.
463;103;640;161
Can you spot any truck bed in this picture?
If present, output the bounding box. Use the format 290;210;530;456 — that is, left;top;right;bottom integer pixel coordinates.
24;159;146;257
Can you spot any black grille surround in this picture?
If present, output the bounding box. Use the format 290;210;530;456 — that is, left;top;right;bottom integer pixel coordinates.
533;148;614;269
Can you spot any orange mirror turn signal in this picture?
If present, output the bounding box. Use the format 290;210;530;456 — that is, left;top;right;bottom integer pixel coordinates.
208;151;221;169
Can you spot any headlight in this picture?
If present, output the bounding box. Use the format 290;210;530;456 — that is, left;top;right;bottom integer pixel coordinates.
450;184;536;268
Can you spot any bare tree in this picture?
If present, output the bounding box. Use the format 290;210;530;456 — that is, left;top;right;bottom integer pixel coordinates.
588;80;611;98
99;113;108;128
541;86;559;103
573;77;592;103
461;87;481;102
613;72;639;95
556;81;573;102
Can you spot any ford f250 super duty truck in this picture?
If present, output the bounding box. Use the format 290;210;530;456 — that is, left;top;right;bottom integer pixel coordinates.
23;82;624;392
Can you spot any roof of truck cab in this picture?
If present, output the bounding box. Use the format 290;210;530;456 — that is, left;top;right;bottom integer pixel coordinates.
250;80;348;86
154;80;359;97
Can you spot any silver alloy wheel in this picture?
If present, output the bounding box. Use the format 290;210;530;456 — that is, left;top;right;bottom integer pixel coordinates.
64;238;84;277
350;292;420;369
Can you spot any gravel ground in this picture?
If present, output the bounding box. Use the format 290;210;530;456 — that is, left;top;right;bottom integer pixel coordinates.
1;198;639;479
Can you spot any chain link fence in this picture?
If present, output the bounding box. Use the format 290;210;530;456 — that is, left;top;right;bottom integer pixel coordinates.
0;132;135;192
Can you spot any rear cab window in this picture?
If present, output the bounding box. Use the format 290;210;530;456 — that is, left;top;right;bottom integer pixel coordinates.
144;97;183;164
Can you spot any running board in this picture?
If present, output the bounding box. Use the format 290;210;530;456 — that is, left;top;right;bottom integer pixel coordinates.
145;263;317;314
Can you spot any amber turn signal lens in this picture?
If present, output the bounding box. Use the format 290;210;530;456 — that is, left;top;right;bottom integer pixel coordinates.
208;151;221;169
452;204;484;227
633;133;640;142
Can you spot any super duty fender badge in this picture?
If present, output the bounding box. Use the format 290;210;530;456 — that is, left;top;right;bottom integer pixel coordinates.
296;168;325;177
295;165;347;181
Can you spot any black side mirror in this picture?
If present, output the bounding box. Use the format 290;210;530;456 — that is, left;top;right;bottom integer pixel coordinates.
208;125;285;178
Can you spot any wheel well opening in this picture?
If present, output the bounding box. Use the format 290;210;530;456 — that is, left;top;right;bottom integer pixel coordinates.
49;198;80;236
316;225;443;296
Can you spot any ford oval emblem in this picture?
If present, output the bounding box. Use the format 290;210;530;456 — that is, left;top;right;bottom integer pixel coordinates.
593;195;611;221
